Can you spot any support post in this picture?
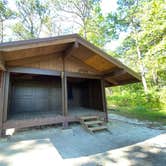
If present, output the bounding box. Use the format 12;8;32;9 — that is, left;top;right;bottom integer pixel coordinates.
0;71;6;137
61;72;68;128
61;72;68;116
3;72;10;123
0;71;4;136
101;79;108;122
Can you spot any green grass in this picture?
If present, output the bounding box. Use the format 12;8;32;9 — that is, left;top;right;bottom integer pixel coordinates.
108;106;166;125
107;96;166;125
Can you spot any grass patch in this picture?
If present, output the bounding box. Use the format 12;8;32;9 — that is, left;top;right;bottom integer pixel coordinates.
108;106;166;125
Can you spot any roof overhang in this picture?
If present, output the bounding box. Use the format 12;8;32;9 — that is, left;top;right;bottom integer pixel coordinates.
0;34;141;86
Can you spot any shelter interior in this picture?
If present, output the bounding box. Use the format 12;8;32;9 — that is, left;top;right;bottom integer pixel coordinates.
7;73;104;122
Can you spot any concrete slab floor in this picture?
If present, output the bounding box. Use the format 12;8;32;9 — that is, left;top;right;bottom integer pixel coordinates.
0;118;165;166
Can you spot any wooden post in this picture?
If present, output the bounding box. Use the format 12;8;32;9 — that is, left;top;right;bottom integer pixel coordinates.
3;72;10;123
61;55;68;128
0;71;4;136
0;71;8;137
61;72;68;116
101;79;108;122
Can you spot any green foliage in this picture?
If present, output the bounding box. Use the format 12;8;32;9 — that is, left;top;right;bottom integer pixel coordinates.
13;0;49;39
79;1;117;47
107;84;166;123
0;0;15;42
107;0;166;123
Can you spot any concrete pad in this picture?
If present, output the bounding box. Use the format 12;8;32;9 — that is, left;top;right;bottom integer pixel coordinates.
0;116;165;166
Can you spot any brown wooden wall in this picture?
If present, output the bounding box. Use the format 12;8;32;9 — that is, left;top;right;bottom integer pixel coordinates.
67;78;103;111
8;74;62;117
10;54;99;75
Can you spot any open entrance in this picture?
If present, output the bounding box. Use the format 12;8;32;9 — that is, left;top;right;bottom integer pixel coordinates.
8;73;62;121
67;77;104;117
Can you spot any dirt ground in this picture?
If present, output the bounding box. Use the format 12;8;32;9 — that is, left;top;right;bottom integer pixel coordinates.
0;114;166;166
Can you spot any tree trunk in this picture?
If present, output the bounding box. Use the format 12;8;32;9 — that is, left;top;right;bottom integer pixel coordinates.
0;21;4;43
152;68;158;85
136;44;148;93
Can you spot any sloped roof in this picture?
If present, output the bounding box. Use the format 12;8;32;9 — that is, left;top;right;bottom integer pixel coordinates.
0;34;141;86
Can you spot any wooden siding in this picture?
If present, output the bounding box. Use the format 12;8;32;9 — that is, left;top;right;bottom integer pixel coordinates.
65;55;99;74
3;43;70;61
67;79;103;110
20;54;63;71
8;75;62;117
8;54;100;75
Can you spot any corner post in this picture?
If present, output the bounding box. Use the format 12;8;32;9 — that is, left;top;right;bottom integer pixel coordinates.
101;79;108;122
0;71;9;137
0;71;4;137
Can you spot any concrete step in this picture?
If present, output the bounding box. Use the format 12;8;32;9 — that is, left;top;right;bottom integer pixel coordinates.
89;125;107;132
84;120;104;126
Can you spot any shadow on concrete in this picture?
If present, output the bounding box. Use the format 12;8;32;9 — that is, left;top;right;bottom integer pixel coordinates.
0;121;165;166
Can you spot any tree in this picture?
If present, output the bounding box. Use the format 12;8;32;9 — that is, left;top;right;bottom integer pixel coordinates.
0;0;15;43
111;0;149;93
51;0;116;47
52;0;100;39
13;0;49;40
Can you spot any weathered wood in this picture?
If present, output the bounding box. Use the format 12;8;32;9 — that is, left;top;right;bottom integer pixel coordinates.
6;52;62;66
64;41;79;58
61;72;68;116
0;54;6;70
80;115;107;133
3;72;10;122
65;55;99;74
105;78;118;85
84;120;104;125
3;116;77;130
0;34;76;51
66;72;101;79
77;36;141;81
88;125;107;132
0;34;141;83
101;79;108;122
8;67;61;76
0;71;4;136
104;69;126;78
80;116;98;121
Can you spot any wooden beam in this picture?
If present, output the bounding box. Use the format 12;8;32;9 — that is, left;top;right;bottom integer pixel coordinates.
0;34;77;51
101;79;108;122
66;71;101;79
6;52;62;66
64;41;79;58
0;54;6;70
8;67;61;76
106;78;119;85
70;55;100;73
104;69;126;78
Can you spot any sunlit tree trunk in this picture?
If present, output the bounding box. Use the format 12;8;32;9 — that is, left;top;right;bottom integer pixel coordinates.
136;41;148;93
0;21;4;43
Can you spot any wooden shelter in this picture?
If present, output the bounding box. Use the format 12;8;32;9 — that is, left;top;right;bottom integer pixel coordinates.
0;34;140;135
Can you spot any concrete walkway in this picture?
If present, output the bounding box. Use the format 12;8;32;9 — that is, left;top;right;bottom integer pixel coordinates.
0;114;165;166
